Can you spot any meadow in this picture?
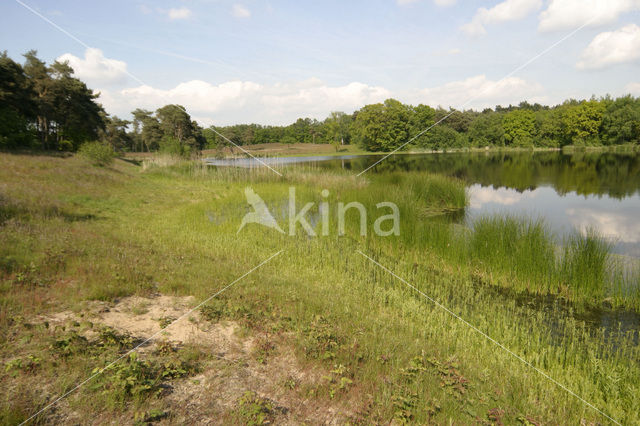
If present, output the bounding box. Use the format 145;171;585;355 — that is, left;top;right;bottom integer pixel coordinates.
1;152;639;424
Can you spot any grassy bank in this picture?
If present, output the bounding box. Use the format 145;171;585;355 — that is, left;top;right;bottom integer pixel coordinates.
1;152;639;424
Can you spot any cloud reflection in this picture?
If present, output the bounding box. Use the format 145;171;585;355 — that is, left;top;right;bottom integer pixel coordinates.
566;207;640;243
469;185;538;209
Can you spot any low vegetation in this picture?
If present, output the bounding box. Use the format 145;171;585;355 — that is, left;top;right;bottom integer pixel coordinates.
78;141;116;167
1;152;639;424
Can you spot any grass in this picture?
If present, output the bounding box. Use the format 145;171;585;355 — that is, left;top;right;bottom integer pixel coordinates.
1;151;639;424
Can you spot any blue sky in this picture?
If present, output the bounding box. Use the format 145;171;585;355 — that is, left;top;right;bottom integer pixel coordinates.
2;0;640;125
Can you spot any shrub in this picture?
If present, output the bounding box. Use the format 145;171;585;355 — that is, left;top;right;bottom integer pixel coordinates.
78;141;116;166
159;136;191;158
58;140;74;152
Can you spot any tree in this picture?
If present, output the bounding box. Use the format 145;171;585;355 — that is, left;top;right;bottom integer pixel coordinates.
352;99;411;151
421;125;464;150
325;111;351;147
102;115;132;151
535;108;564;147
503;109;536;146
23;50;54;149
0;51;36;148
562;100;605;145
601;95;640;145
468;112;504;147
156;104;194;145
19;50;104;150
48;61;104;148
408;104;436;146
132;108;162;152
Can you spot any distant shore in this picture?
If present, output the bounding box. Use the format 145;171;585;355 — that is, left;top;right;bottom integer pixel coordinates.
121;142;639;160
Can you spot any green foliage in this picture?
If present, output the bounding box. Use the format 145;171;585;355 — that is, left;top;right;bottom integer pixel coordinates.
233;391;276;425
78;141;116;166
0;50;106;150
352;99;412;151
57;140;73;152
562;100;605;145
302;315;340;360
416;125;465;150
503;109;536;146
468;112;504;147
601;95;640;145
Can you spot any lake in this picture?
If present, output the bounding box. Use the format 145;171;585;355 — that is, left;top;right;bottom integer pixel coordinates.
206;150;640;258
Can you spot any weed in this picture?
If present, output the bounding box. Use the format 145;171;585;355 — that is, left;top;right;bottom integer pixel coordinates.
78;142;116;167
133;408;168;425
232;391;276;425
157;316;176;329
302;315;341;360
4;355;41;376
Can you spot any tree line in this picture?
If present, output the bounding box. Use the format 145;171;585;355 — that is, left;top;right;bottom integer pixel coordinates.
0;50;207;155
2;50;640;154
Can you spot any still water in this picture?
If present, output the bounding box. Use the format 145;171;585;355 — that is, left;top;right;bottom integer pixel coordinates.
206;151;640;257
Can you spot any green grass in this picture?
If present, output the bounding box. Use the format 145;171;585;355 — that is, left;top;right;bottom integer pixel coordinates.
470;215;557;291
1;152;639;424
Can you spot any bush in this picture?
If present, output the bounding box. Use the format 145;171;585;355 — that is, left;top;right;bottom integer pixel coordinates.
78;141;116;166
58;140;73;152
159;136;192;158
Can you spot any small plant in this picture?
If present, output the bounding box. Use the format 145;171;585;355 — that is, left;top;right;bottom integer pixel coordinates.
253;334;276;364
157;316;176;329
95;353;157;403
302;315;340;360
50;331;90;357
233;391;276;425
324;364;353;399
200;299;229;322
282;376;298;390
4;355;41;376
427;357;469;398
78;141;116;166
98;327;134;349
391;392;418;424
133;408;168;425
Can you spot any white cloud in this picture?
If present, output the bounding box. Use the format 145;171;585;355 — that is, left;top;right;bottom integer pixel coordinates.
232;4;251;18
167;7;192;20
461;0;542;35
97;78;390;126
447;48;461;55
625;82;640;94
538;0;640;32
577;24;640;69
418;74;545;110
57;48;128;86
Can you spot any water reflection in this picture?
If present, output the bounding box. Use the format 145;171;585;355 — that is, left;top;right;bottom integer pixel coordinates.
207;150;640;256
467;184;640;257
468;186;538;209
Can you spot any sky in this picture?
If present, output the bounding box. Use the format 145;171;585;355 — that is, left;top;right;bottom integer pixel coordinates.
1;0;640;126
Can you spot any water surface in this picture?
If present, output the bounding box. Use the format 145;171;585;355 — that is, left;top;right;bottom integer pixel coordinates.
207;151;640;257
